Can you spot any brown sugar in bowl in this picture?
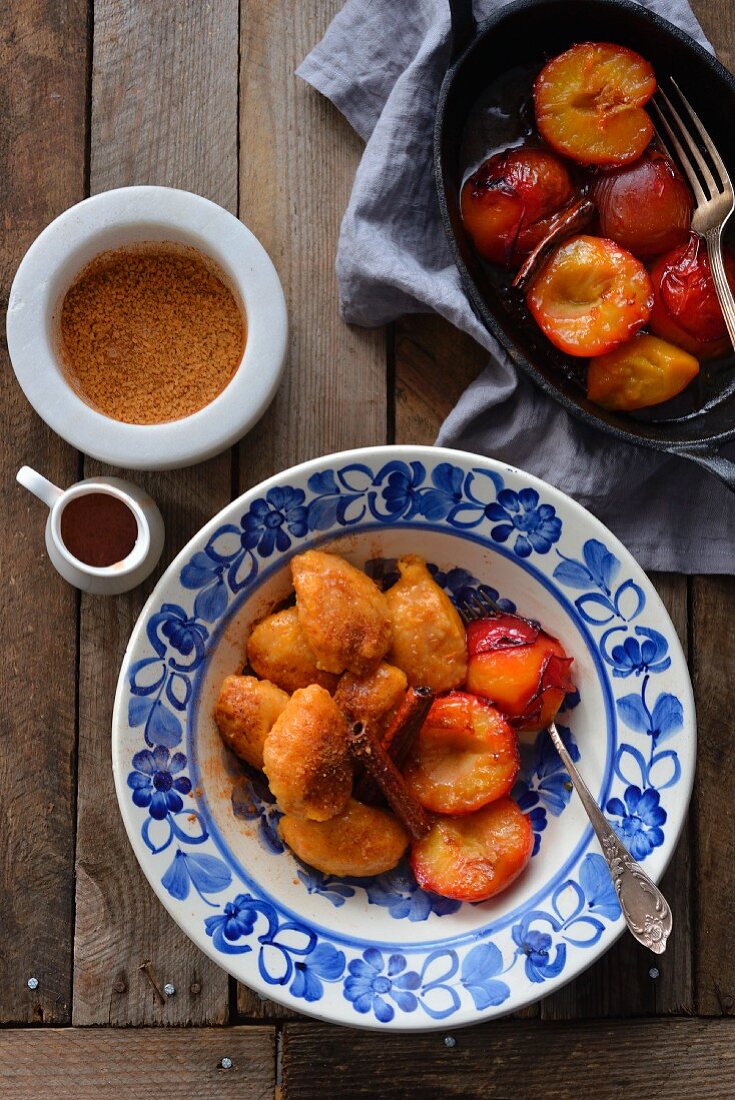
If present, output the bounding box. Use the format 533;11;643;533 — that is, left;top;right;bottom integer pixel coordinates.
7;186;288;470
59;242;247;425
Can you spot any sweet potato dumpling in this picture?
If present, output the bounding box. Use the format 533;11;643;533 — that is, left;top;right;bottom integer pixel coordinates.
279;799;409;877
214;675;289;770
386;555;467;693
263;684;352;821
291;550;392;676
333;661;407;734
247;606;338;694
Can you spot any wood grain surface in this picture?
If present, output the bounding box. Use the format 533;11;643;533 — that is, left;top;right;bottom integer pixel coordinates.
281;1018;735;1099
692;575;735;1014
72;0;238;1026
236;0;387;492
0;0;88;1025
0;1027;274;1100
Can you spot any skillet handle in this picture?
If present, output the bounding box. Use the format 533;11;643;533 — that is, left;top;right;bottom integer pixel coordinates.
448;0;476;62
677;445;735;494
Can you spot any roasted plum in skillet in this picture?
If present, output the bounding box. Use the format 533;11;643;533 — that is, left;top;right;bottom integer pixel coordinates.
648;232;735;360
586;333;700;410
590;149;693;260
461;147;575;266
526;235;653;357
534;42;656;166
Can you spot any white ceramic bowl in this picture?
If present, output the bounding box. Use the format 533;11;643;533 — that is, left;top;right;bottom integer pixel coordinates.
112;446;695;1029
6;186;288;470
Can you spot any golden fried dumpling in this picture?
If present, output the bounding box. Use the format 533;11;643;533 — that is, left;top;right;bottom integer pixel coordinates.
291;550;392;676
334;660;407;735
246;606;338;694
386;554;467;692
214;675;289;770
279;799;409;877
263;684;352;821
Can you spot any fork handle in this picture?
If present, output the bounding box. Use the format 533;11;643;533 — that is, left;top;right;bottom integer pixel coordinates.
546;721;672;955
705;228;735;351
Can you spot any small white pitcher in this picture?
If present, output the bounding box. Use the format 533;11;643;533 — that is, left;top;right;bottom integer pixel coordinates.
17;466;165;595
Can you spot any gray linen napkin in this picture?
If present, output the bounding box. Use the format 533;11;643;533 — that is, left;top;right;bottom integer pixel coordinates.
297;0;735;572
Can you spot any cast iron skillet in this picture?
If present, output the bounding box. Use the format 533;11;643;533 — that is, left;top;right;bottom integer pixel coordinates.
435;0;735;492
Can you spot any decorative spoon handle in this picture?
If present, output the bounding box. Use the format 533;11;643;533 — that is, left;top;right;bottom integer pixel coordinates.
547;721;672;954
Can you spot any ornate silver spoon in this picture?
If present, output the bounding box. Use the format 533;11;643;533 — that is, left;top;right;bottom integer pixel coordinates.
548;719;672;955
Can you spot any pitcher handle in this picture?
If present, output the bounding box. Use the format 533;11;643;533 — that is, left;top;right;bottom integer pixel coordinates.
17;466;64;509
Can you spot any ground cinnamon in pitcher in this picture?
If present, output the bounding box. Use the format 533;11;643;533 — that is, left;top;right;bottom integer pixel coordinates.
59;242;246;424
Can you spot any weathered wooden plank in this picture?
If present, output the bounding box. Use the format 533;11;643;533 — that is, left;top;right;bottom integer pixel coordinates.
236;0;386;490
393;314;486;446
234;0;387;1019
282;1017;735;1099
691;0;735;70
72;0;239;1025
0;1027;275;1100
542;574;692;1018
0;0;87;1024
692;575;735;1014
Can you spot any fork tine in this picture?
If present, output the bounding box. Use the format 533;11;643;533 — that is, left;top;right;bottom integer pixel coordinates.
458;588;504;623
650;99;708;206
656;88;720;196
476;586;503;615
670;77;733;191
468;592;487;618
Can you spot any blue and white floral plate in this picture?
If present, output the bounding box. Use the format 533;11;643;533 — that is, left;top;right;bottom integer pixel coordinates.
112;446;695;1030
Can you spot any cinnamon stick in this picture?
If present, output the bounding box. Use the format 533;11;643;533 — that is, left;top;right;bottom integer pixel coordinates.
382;686;434;770
354;686;434;803
512;197;595;291
349;722;431;841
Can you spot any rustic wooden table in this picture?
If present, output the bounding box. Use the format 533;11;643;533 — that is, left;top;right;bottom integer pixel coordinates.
2;1;735;1096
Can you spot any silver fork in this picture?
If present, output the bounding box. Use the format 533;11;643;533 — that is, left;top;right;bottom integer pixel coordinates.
460;588;672;954
651;79;735;350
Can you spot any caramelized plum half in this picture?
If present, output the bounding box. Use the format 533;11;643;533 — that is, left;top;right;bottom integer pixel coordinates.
648;232;735;360
534;42;656;166
404;692;520;815
410;798;533;903
527;235;653;357
465;614;574;733
461;147;575;267
587;333;700;410
591;150;693;260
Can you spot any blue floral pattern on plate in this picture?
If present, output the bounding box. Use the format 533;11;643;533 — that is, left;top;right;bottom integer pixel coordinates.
115;450;693;1028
